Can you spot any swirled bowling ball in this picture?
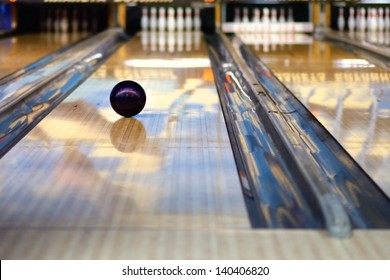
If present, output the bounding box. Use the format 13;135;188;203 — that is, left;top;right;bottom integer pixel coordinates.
110;80;146;117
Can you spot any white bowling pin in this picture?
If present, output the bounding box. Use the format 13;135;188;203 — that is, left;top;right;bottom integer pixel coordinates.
150;7;157;31
167;7;175;32
278;8;285;33
194;8;201;31
253;8;260;23
338;7;345;31
242;7;249;23
253;8;260;33
287;7;294;22
369;8;377;32
263;7;270;24
378;7;384;32
359;7;366;32
348;7;355;32
385;7;390;31
279;8;286;23
141;7;148;31
177;7;184;32
242;7;249;32
271;8;278;32
60;9;69;33
185;7;192;31
158;7;166;32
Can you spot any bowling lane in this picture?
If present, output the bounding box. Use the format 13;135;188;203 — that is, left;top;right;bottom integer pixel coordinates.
0;31;252;258
0;32;89;79
243;33;390;197
2;31;389;260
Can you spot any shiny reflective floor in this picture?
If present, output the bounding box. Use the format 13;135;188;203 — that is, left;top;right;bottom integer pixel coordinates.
244;34;390;197
0;32;390;259
0;32;89;78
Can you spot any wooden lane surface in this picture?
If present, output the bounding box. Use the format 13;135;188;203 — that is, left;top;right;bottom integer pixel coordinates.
246;34;390;198
0;32;389;259
0;32;89;79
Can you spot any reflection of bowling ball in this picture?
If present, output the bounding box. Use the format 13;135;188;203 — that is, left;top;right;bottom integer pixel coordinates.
110;118;147;153
110;80;146;117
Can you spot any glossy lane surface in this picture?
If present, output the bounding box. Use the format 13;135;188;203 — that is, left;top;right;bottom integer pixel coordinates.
244;33;390;197
0;32;389;259
0;32;89;79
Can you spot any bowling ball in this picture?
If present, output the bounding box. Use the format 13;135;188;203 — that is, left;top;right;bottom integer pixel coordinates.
110;80;146;117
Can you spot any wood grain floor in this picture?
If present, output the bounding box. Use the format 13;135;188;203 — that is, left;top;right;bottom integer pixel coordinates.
0;32;389;259
0;32;88;79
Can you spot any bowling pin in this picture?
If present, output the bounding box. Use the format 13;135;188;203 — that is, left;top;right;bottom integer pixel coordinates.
263;7;270;24
359;7;366;32
278;8;285;34
177;7;184;32
378;7;384;32
348;7;355;32
60;9;69;33
337;7;345;31
150;7;157;31
194;8;201;31
141;7;148;31
185;7;192;31
242;7;249;23
369;8;377;32
287;7;294;22
167;7;175;32
253;8;260;33
279;8;286;23
242;7;249;32
263;7;270;32
271;8;278;32
253;8;260;23
385;7;390;31
158;7;166;32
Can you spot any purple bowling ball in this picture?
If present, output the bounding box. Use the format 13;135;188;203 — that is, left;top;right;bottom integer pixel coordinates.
110;80;146;117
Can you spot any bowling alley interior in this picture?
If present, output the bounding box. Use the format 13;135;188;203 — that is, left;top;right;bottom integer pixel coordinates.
0;0;390;260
